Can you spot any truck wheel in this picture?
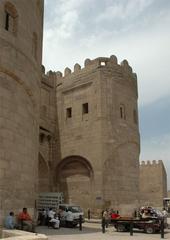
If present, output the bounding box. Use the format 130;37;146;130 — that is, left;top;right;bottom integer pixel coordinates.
145;226;154;234
117;224;126;232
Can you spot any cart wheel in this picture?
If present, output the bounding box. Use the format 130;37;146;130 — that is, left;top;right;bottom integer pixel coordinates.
145;226;154;234
117;224;126;232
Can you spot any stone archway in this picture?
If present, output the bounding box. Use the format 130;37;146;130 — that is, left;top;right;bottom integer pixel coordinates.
56;156;94;209
38;153;50;192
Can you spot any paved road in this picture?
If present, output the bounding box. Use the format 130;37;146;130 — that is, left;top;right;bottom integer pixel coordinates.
36;222;170;240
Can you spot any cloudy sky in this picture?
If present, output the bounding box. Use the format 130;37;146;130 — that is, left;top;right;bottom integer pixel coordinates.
43;0;170;188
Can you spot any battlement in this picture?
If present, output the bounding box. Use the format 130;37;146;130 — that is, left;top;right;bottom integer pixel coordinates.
54;55;137;81
41;65;56;88
140;160;163;166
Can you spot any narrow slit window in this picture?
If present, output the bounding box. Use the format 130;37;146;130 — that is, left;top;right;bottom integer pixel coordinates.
4;2;18;35
66;107;72;118
5;12;9;30
120;104;126;119
82;103;88;114
133;109;138;124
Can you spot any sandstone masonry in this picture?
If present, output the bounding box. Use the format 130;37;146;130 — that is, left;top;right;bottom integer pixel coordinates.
0;0;168;224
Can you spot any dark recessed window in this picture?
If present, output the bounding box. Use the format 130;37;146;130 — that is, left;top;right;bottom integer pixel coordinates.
4;2;18;35
66;107;72;118
120;104;126;119
82;103;88;114
133;109;138;124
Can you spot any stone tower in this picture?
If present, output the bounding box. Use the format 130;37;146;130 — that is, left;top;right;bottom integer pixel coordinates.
55;56;140;214
0;0;44;223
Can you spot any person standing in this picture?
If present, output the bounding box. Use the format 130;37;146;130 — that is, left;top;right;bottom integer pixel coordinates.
87;209;91;220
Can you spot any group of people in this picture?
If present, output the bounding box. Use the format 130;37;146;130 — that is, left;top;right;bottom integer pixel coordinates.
38;208;60;229
102;209;120;227
139;206;168;219
5;208;34;232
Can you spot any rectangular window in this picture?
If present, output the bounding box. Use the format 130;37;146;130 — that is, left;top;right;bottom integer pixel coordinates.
82;103;88;114
66;107;72;118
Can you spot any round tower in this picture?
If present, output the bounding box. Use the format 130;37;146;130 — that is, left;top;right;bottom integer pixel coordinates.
0;0;44;222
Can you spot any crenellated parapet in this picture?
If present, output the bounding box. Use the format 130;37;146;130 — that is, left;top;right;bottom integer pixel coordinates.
41;65;56;88
54;55;137;83
140;160;163;166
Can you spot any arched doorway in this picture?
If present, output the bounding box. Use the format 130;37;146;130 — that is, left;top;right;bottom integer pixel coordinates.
56;156;94;209
38;153;50;192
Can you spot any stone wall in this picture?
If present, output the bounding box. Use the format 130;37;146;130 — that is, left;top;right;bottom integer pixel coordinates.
0;0;44;223
139;160;167;208
55;56;140;215
38;69;59;193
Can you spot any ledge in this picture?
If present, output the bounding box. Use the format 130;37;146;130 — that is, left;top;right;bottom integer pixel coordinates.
2;229;47;240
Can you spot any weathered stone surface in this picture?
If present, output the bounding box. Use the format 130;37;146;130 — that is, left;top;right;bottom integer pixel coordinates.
0;0;44;224
139;160;167;208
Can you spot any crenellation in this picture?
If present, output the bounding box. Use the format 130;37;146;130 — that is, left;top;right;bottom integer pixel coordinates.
133;73;137;80
84;58;91;67
74;63;81;72
110;55;118;64
64;67;71;77
55;56;137;84
41;65;45;74
140;160;164;167
56;71;63;78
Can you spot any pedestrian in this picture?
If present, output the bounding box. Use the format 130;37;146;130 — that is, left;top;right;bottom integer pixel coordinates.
87;209;91;220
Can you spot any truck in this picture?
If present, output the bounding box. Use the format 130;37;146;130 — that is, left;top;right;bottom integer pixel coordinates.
112;217;165;234
58;204;85;227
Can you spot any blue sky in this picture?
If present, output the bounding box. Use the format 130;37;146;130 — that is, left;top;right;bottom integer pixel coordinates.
43;0;170;188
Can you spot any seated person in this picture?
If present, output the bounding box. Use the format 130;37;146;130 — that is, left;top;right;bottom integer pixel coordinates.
49;214;60;229
142;209;151;219
18;208;34;232
5;212;16;229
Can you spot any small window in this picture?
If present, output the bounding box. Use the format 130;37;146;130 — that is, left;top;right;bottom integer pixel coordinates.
120;104;126;119
133;109;138;124
82;103;88;114
66;107;72;118
4;2;18;35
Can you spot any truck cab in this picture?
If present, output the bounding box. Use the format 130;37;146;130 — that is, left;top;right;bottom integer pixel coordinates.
58;204;84;227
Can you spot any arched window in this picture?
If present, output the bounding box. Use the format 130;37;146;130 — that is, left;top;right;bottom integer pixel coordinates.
4;2;18;35
32;32;38;60
120;104;126;120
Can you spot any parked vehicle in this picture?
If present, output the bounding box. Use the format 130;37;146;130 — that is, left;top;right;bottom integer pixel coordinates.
112;217;164;234
58;204;84;227
111;206;167;234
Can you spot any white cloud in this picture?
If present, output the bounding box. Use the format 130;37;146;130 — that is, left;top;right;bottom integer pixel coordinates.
43;0;170;105
96;0;154;22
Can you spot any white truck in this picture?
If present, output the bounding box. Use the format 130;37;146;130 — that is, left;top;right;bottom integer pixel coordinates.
58;204;85;227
